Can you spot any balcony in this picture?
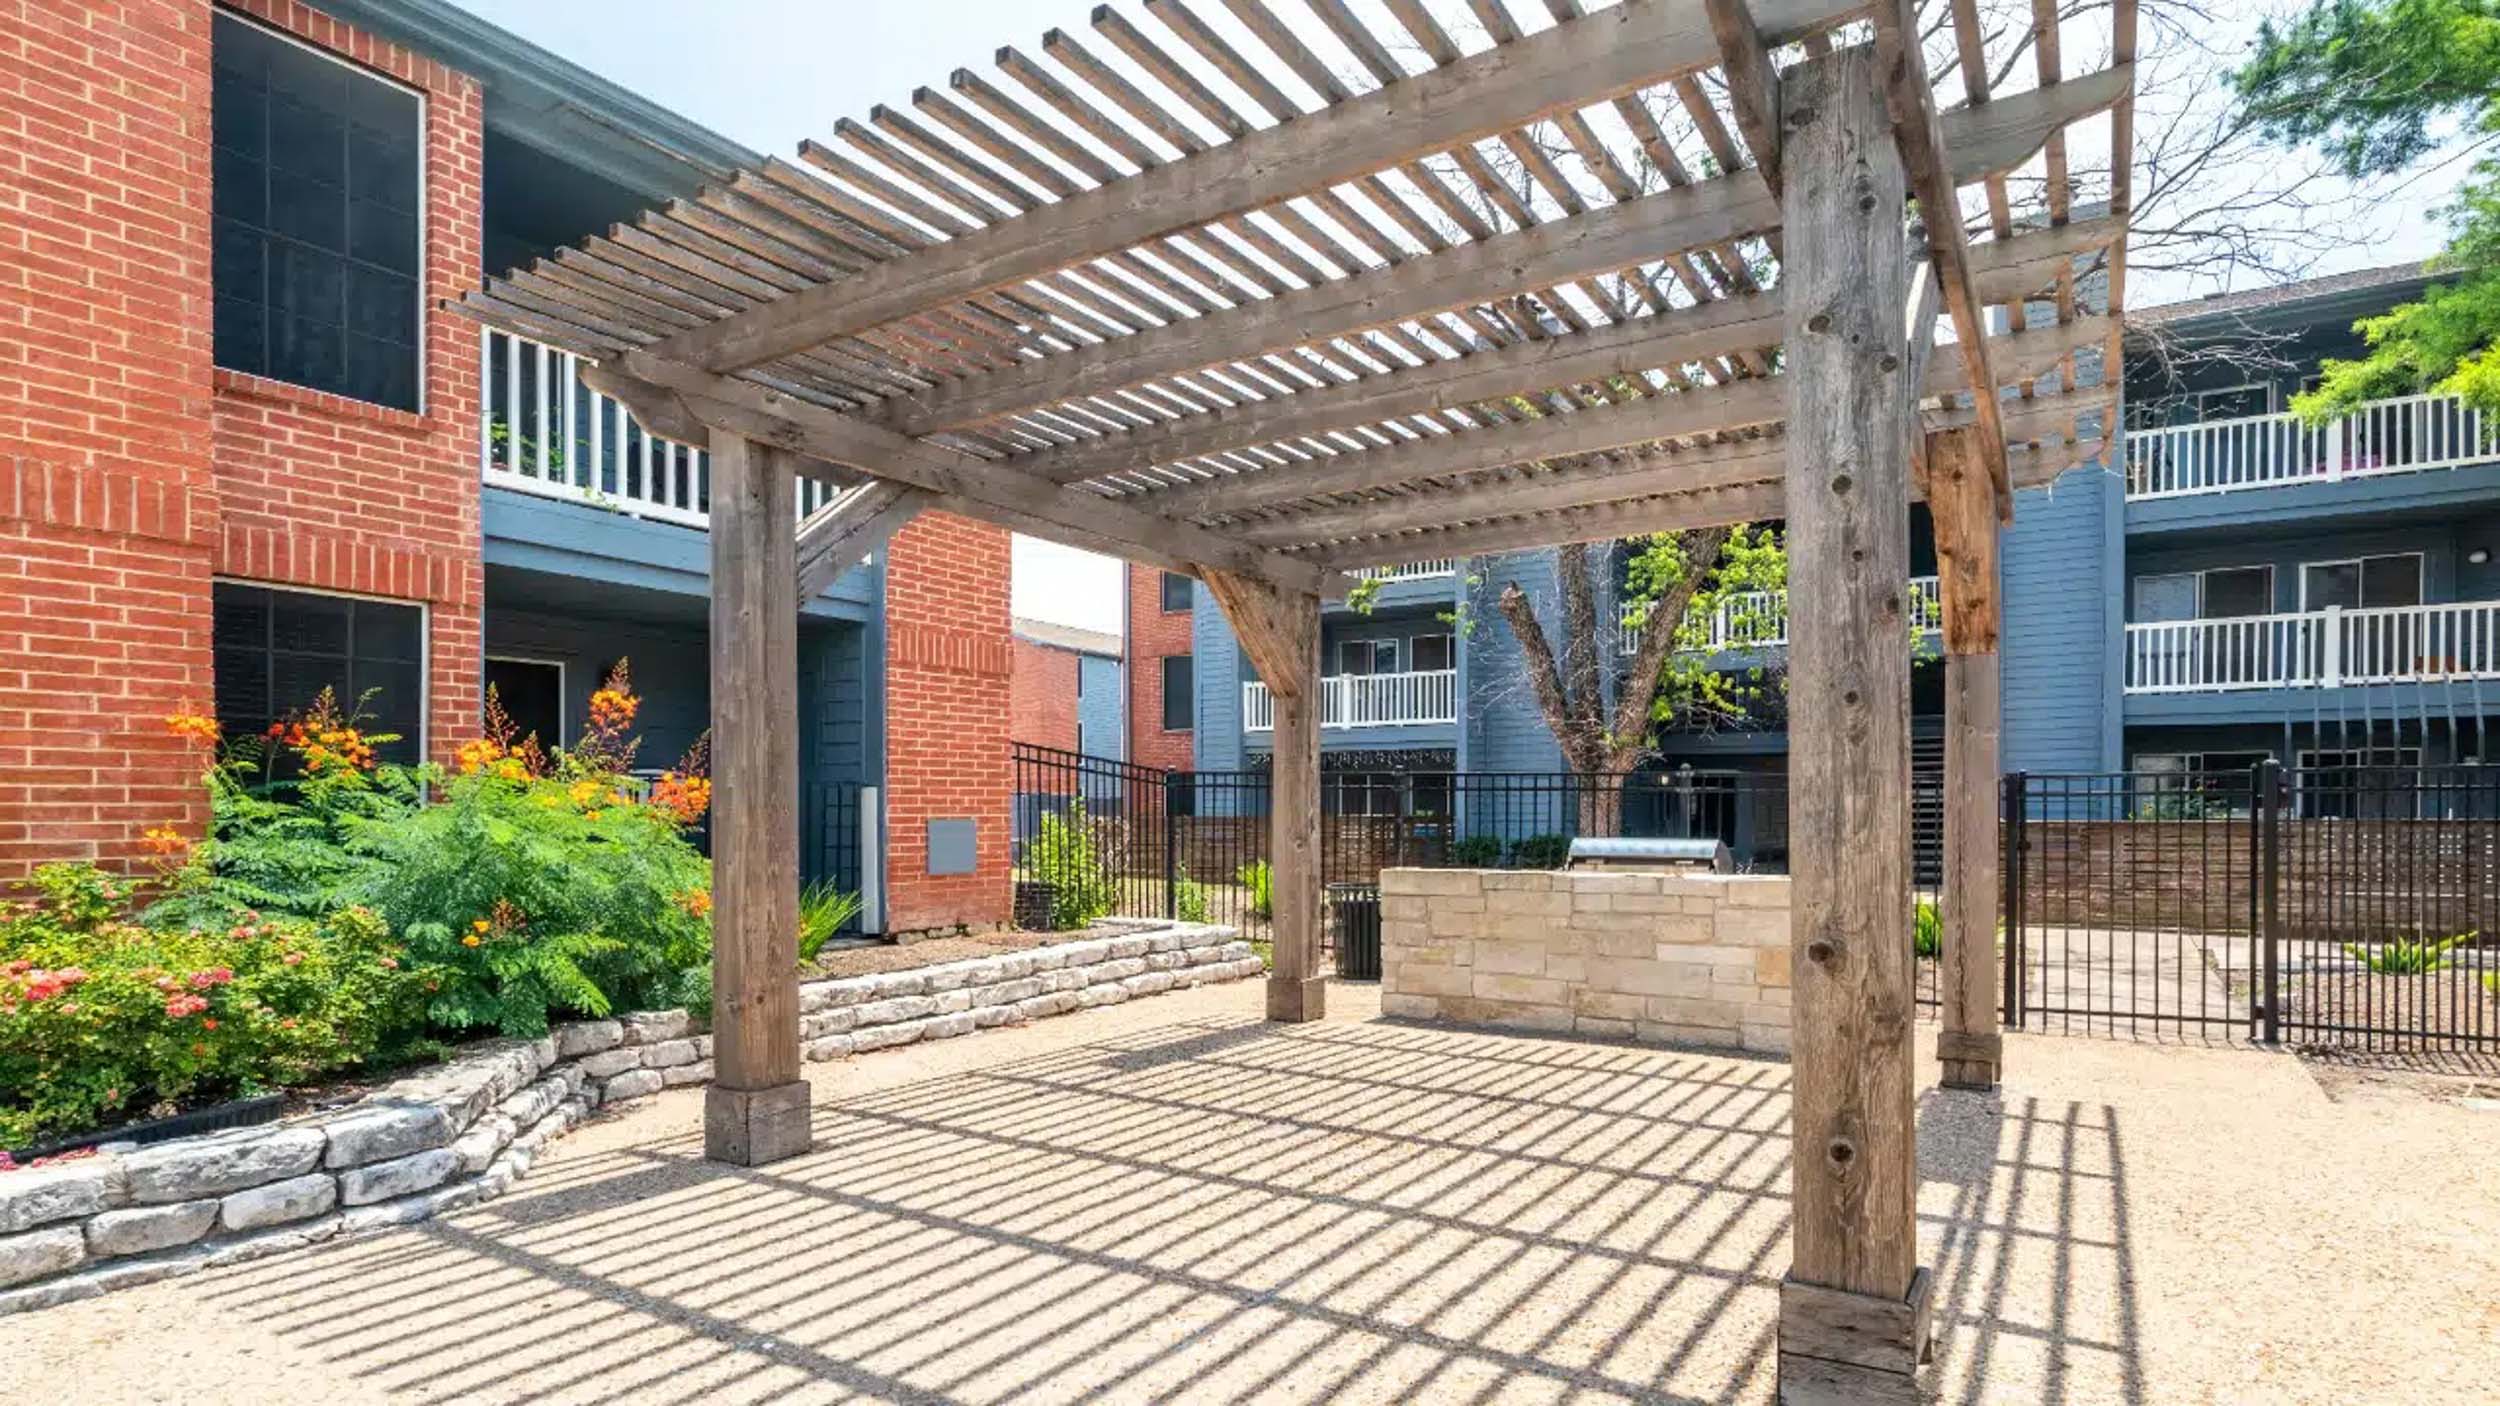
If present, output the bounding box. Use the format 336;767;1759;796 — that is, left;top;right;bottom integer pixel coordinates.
1621;577;1942;655
1349;560;1458;584
2124;392;2497;501
482;328;833;527
2124;600;2500;693
1242;669;1457;731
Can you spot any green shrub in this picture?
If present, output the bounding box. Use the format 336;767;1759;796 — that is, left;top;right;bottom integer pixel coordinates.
1172;863;1211;924
1448;835;1502;868
1027;801;1117;930
1;864;429;1147
1507;833;1570;869
2344;930;2477;975
798;882;865;963
1914;900;1943;959
1237;859;1273;920
340;766;713;1037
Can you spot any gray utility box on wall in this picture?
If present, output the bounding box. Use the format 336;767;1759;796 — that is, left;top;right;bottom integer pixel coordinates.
926;818;978;875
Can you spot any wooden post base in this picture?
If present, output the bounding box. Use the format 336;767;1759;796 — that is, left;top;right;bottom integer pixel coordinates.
1265;972;1327;1023
1777;1268;1935;1405
705;1081;813;1166
1937;1031;2002;1091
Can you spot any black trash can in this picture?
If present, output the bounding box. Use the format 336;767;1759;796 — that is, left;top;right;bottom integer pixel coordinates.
1014;879;1060;931
1329;882;1382;981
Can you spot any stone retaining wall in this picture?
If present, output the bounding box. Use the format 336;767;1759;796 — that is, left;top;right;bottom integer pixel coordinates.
0;921;1257;1314
1380;869;1793;1054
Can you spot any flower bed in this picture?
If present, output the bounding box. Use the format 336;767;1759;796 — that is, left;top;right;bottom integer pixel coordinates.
3;669;716;1152
0;920;1259;1314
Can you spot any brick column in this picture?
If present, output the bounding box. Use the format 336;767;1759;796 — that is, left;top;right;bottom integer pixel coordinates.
880;512;1012;934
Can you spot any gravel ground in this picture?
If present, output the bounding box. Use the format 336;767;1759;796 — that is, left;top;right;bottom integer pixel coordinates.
799;928;1081;979
4;983;2495;1405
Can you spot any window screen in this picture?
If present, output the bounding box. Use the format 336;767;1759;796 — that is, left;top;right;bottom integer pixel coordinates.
1160;655;1193;730
214;583;425;764
213;13;422;411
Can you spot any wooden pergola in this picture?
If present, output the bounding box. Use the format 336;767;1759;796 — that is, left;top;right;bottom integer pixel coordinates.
456;1;2134;1397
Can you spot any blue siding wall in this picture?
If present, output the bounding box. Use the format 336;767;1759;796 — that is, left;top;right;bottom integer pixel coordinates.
1077;654;1125;760
2001;464;2122;772
799;621;870;787
1192;595;1245;771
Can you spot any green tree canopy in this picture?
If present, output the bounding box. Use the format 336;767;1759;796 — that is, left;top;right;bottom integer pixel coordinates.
2234;0;2500;420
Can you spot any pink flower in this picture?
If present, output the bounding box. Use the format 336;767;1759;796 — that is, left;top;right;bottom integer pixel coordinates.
282;951;303;967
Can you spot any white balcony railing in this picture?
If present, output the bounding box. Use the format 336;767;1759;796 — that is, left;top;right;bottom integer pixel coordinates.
1349;560;1458;584
1620;576;1942;655
482;327;832;528
2124;392;2499;501
2125;601;2500;694
1242;669;1457;731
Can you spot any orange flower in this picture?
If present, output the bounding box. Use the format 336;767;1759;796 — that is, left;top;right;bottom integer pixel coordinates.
165;710;221;745
674;888;713;919
461;934;481;948
140;826;191;856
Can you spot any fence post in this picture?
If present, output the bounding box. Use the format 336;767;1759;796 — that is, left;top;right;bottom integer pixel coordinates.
2257;758;2284;1044
1164;770;1181;921
2001;771;2026;1029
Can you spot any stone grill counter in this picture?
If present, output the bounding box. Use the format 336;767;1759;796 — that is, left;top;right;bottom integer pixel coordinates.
1379;869;1793;1054
0;921;1258;1314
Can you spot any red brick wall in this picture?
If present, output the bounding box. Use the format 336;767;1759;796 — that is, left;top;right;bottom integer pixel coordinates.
0;0;218;873
0;0;482;875
1009;636;1080;754
1126;563;1194;772
882;511;1012;934
209;0;484;766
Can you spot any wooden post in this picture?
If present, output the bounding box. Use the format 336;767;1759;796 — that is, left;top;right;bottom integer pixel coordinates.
1202;569;1326;1022
1926;425;2006;1090
1777;46;1929;1405
704;431;812;1166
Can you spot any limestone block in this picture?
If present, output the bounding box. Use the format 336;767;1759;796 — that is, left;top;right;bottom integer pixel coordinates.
641;1038;701;1069
1714;907;1789;947
551;1020;623;1059
920;962;978;993
853;994;937;1027
1754;946;1794;988
448;1116;517;1175
1381;992;1441;1019
1469;971;1567;1007
1379;868;1484;896
1644;995;1744;1029
0;1227;88;1288
662;1060;714;1088
85;1200;217;1257
219;1174;338;1232
1718;876;1792;908
1655;913;1718;945
127;1126;324;1202
574;1048;644;1080
803;1033;856;1062
933;989;973;1015
801;1008;859;1040
600;1069;665;1102
618;1009;692;1045
1386;962;1471;999
0;1158;126;1232
1574;1016;1637;1040
1471;940;1549;977
337;1148;460;1206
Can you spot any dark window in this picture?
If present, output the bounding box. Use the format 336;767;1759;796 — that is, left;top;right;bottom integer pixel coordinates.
213;13;422;410
485;658;563;748
1411;633;1454;672
1161;571;1192;612
2201;566;2274;618
213;583;424;764
1160;654;1193;730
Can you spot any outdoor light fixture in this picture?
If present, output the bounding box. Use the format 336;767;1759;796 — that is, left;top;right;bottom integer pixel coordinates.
2471;548;2493;565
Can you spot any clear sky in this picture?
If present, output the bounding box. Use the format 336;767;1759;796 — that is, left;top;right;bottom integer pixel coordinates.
449;0;2476;638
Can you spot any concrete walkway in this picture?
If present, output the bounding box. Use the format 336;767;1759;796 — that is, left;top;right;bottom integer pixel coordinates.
4;982;2494;1405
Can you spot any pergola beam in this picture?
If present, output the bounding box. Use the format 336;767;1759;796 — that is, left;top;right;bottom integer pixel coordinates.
613;352;1346;597
1873;0;2011;517
795;481;932;601
878;175;1781;439
648;0;1864;374
1704;0;1783;197
1179;313;2108;522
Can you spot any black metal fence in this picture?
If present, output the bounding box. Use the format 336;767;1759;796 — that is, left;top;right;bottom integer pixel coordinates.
2006;764;2500;1052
